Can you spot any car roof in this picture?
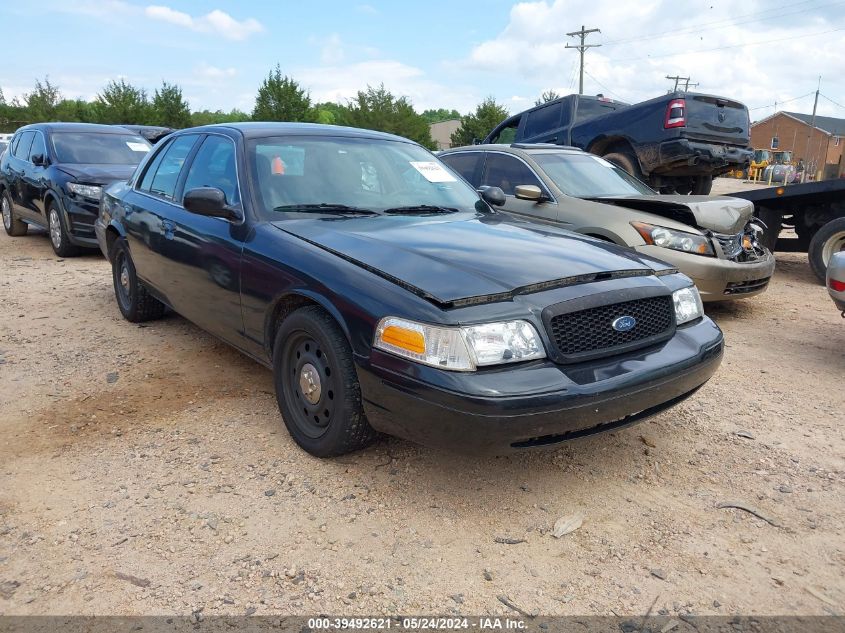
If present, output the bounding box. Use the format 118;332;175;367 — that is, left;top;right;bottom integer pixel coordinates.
443;143;586;156
15;122;143;135
182;122;416;144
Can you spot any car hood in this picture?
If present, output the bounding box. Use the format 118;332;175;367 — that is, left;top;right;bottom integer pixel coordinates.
593;195;754;234
271;212;672;306
56;163;137;185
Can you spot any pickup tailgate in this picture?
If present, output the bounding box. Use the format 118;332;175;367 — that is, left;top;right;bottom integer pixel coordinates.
683;94;749;145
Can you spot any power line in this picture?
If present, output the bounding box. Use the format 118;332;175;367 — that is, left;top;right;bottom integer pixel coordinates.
582;68;626;101
565;25;601;95
819;93;845;110
604;26;845;63
601;0;836;47
749;91;815;111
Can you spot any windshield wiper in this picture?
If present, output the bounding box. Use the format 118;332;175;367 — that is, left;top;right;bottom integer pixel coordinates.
383;205;459;215
272;203;378;216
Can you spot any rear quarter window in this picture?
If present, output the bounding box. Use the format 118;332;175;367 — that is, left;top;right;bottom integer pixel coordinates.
440;152;483;185
524;104;563;138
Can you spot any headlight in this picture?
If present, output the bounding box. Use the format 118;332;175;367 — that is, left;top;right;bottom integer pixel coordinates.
67;183;103;200
373;317;546;371
672;286;704;325
632;221;714;256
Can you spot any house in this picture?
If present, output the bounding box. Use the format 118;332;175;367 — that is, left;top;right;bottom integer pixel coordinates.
429;119;461;151
750;111;844;179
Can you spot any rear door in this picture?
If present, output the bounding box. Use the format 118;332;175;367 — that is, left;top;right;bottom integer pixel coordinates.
439;151;485;187
480;152;558;223
7;131;35;221
521;102;564;144
683;95;749;145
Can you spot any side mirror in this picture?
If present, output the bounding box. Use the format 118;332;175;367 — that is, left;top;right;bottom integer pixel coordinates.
183;187;238;220
31;154;47;167
479;186;506;207
514;184;544;201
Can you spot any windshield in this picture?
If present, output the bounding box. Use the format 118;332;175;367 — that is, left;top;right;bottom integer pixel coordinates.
247;135;482;217
51;132;151;165
532;152;654;197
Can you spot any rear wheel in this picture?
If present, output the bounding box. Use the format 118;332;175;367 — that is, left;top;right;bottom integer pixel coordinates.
111;238;167;322
273;306;377;457
691;175;713;195
808;217;845;283
47;202;82;257
602;150;644;181
2;191;27;236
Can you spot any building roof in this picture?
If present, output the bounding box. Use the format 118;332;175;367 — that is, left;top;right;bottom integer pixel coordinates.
782;111;845;136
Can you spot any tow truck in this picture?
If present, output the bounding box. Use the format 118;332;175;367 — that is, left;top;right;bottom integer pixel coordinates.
728;179;845;281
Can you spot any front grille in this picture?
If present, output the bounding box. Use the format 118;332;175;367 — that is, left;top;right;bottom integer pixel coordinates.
724;278;770;295
548;295;674;359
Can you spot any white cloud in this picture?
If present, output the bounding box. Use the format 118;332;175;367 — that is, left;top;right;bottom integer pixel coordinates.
144;5;264;41
460;0;845;118
196;63;237;80
357;4;378;15
320;34;345;65
296;60;480;113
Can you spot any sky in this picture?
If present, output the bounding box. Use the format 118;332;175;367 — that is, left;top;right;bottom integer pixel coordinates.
2;0;844;122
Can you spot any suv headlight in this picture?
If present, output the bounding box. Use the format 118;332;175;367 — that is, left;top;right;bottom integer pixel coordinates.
373;317;546;371
632;221;715;256
673;286;704;325
67;183;103;200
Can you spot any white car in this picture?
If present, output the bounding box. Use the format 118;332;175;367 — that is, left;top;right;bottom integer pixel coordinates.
827;251;845;316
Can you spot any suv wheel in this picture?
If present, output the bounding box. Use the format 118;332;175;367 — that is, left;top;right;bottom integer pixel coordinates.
2;191;27;236
809;217;845;283
47;202;82;257
273;306;378;457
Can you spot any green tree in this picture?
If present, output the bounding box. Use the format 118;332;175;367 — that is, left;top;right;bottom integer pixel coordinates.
93;79;150;124
313;101;345;125
450;97;509;147
54;98;94;122
190;108;250;126
421;108;461;124
534;90;561;106
252;65;315;122
337;84;435;149
23;77;62;122
150;81;191;128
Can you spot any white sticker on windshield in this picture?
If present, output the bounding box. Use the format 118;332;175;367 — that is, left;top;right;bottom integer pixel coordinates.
409;161;457;183
127;142;149;152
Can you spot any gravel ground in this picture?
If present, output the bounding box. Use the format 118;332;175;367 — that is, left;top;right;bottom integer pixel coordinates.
1;222;843;618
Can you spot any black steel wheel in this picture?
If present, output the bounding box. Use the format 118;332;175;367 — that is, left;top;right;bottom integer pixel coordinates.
110;238;167;322
273;306;377;457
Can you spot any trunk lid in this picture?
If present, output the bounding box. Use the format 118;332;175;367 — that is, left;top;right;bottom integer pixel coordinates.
681;93;749;145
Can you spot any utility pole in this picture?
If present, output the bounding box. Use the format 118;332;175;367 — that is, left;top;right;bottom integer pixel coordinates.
566;25;601;94
682;78;698;92
802;76;821;182
666;75;697;92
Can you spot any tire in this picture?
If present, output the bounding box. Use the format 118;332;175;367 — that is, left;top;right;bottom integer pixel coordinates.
808;217;845;283
273;306;377;457
602;150;644;181
110;238;167;322
755;207;782;252
691;175;713;195
2;190;27;236
47;201;82;257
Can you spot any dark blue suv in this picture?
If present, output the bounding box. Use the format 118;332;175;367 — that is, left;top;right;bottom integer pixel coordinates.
0;123;150;256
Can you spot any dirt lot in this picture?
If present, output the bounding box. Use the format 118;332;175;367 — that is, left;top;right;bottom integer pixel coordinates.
1;218;843;617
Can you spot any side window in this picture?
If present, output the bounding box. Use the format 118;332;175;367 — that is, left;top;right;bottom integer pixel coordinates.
183;135;240;206
28;132;47;162
440;152;483;186
12;131;35;160
138;140;171;192
147;135;199;200
481;153;544;196
524;104;562;139
489;116;521;144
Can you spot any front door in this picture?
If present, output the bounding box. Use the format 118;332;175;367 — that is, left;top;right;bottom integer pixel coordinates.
20;130;49;219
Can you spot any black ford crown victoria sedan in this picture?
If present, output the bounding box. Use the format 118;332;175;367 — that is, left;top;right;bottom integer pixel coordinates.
96;123;724;457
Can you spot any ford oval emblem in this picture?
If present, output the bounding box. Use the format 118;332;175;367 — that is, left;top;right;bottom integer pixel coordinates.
612;315;637;332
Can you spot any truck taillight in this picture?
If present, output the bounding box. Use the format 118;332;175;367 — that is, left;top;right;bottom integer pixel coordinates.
664;98;686;129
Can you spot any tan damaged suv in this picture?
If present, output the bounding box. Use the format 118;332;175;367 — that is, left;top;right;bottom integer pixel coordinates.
440;143;776;301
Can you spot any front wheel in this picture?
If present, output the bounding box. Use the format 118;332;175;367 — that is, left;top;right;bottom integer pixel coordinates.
2;191;27;236
47;202;82;257
808;217;845;283
273;306;377;457
111;238;167;322
691;175;713;195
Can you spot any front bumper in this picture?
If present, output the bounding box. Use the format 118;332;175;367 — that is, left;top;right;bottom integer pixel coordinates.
357;317;723;454
61;195;99;247
635;245;776;301
657;139;752;176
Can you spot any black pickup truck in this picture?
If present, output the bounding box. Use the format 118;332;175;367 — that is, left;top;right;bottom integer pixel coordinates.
483;93;753;195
